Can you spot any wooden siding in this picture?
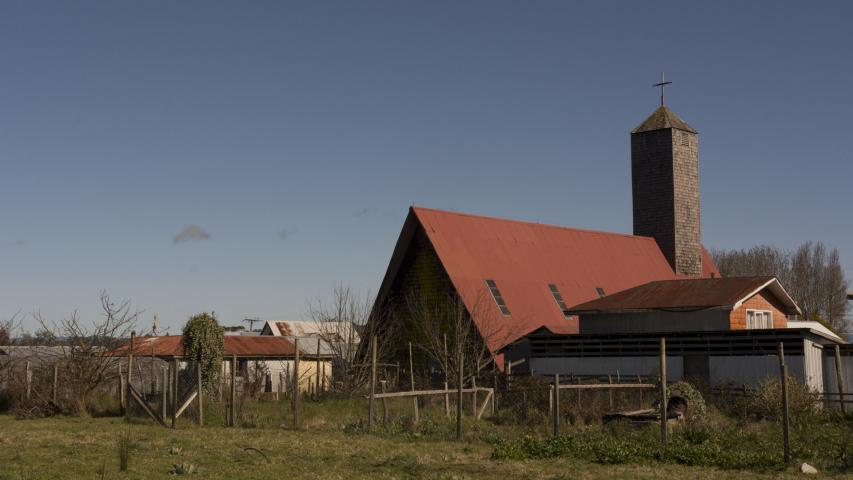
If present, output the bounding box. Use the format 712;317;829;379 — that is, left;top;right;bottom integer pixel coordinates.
730;290;789;330
382;225;461;366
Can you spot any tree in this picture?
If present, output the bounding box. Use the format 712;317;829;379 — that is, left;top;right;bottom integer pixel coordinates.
35;292;139;415
405;289;524;387
0;311;22;345
711;242;850;333
308;284;392;395
182;312;224;394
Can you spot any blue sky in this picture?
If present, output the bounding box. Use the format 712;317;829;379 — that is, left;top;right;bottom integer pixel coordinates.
2;1;851;333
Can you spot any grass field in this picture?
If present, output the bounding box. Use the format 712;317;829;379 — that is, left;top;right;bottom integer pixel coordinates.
1;411;851;480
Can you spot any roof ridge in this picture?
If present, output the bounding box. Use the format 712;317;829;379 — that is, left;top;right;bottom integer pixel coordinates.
411;206;658;242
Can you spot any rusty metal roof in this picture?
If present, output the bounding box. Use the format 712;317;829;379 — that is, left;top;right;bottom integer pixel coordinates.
377;207;720;353
568;276;800;315
111;335;308;359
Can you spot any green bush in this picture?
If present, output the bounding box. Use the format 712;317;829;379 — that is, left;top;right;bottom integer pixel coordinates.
738;376;819;423
667;381;707;419
182;312;225;395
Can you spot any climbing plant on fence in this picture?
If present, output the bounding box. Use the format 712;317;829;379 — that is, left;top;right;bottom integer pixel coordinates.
182;312;224;394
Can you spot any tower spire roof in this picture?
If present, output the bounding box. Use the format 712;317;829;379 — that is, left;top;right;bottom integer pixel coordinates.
631;105;697;134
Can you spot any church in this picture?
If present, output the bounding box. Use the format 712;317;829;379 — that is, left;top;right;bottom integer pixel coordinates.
371;92;847;391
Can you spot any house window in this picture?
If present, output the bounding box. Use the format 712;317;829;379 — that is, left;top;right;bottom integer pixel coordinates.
485;279;511;316
596;287;606;298
548;284;571;319
746;309;773;329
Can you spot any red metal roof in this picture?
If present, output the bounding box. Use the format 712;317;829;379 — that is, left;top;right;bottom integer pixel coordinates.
567;276;799;314
379;207;719;353
111;335;303;358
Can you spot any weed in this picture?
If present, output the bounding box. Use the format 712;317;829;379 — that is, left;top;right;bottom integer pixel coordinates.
170;462;198;475
117;430;134;472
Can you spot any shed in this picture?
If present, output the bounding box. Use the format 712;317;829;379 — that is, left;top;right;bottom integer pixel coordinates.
568;276;801;334
112;336;332;394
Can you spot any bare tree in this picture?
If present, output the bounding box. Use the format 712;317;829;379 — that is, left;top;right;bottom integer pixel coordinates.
35;291;139;415
711;241;850;333
405;289;524;387
0;310;22;346
0;311;24;400
307;284;393;395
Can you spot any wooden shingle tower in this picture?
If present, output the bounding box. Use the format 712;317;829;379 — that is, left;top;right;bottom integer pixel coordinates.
630;77;702;277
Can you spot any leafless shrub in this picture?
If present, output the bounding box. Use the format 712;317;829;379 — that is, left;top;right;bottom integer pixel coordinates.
34;291;139;415
405;289;525;388
308;284;394;395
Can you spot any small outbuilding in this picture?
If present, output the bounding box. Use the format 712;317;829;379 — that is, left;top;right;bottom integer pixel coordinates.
113;335;332;394
568;276;800;334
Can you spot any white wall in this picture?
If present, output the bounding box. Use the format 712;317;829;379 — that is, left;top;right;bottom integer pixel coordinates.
221;359;332;393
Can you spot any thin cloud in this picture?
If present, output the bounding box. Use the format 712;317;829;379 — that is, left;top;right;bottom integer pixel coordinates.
278;227;298;240
13;239;28;246
173;225;211;244
353;208;369;218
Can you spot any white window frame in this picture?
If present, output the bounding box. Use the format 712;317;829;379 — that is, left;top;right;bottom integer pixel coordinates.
746;309;773;329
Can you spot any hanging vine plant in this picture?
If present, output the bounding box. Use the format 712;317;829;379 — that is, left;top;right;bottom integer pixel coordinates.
182;312;225;394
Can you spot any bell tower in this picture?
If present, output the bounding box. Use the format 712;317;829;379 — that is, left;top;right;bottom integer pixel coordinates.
631;75;701;277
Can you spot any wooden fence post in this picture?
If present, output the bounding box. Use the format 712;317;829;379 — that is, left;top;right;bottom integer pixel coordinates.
293;338;301;429
161;366;167;422
315;338;322;399
835;344;846;412
367;336;377;430
52;363;59;404
471;377;478;417
380;380;388;427
197;362;203;426
24;361;32;400
409;342;419;423
471;377;477;417
549;384;553;418
553;373;560;436
456;345;463;440
443;334;450;417
659;337;667;444
492;365;498;416
778;342;791;464
118;364;124;413
126;333;135;420
230;355;237;427
171;358;178;429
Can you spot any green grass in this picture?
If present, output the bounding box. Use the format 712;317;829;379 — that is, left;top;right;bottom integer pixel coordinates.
2;396;852;479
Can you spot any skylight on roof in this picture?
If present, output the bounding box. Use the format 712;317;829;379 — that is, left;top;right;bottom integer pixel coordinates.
548;284;571;319
486;279;511;316
596;287;606;298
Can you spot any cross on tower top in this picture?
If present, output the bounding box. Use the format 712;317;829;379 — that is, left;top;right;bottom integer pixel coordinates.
652;72;672;107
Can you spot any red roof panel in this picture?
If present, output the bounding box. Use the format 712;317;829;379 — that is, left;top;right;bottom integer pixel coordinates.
406;207;719;351
111;335;301;358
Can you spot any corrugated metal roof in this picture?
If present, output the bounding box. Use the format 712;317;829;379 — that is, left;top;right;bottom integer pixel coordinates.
377;207;720;353
262;320;360;343
567;276;798;314
111;335;310;358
